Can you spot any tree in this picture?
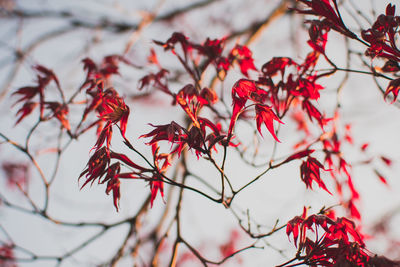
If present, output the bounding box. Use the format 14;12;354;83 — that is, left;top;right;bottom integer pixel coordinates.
0;0;400;266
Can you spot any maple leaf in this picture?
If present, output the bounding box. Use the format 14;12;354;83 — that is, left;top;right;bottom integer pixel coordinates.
2;161;29;190
300;157;331;194
149;144;169;207
198;87;218;105
228;79;257;137
361;4;400;62
138;69;170;95
79;147;110;189
154;32;190;52
347;199;361;220
332;217;365;247
255;104;283;142
232;78;258;99
381;59;400;73
384;78;400;103
261;57;294;77
93;122;113;152
147;48;160;66
199;37;226;60
12;86;39;105
286;207;307;247
14;102;38;125
106;177;121;212
99;89;130;137
229;44;257;77
34;64;61;89
45;102;71;130
285;211;370;267
140;121;187;156
12;65;65;126
175;84;201;128
303;214;336;234
102;162;121;211
306;21;329;55
302;100;325;127
286;216;303;248
150;175;164;208
292;77;323;100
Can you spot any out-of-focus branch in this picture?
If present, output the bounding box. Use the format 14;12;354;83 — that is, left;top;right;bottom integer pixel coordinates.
227;0;291;45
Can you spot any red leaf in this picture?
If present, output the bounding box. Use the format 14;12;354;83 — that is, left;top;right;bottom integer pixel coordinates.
140;122;187;156
300;157;331;194
348;200;361;220
198;87;218;105
79;147;110;189
176;85;200;128
2;162;29;190
228;79;258;137
228;97;246;138
255;104;283;142
92;122;113;152
138;69;170;94
374;169;388;186
0;244;16;266
384;78;400;103
150;175;164;207
229;45;257;77
261;57;294;77
232;78;257;99
15;102;38;125
380;156;392;167
147;48;160;66
302;100;324;127
360;143;369;151
12;86;39;104
154;32;192;56
282;149;315;164
45;102;71;130
34;64;60;89
286;207;307;247
381;60;400;72
105;176;121;212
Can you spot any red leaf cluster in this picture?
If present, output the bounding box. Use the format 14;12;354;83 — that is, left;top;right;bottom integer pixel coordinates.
295;0;356;39
12;65;70;129
141;117;224;159
286;210;369;267
79;147;150;211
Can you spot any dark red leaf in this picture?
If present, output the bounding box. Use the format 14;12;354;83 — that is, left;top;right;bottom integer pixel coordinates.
384;78;400;103
15;102;38;125
300;157;331;194
150;175;164;207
